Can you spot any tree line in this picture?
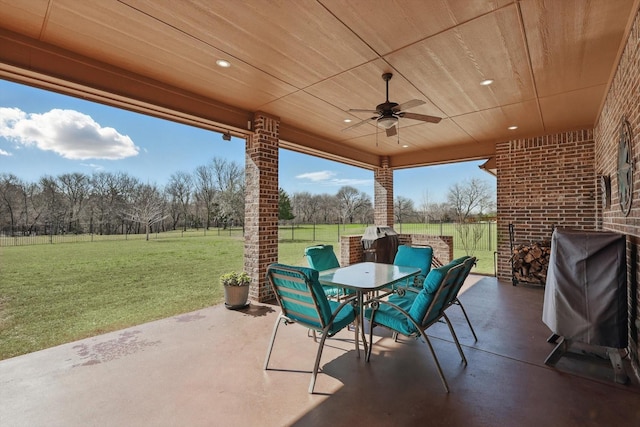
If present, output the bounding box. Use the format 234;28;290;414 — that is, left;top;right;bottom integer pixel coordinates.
0;156;495;239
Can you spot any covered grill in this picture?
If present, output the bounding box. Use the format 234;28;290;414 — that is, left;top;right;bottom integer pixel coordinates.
361;226;399;264
542;228;628;383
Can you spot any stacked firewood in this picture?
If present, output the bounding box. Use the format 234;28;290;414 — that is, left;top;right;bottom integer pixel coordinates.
512;241;551;285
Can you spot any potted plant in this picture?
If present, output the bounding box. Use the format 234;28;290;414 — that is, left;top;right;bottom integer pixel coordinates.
220;271;251;309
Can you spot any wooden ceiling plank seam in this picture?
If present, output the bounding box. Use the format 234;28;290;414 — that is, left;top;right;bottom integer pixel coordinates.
38;0;53;40
514;0;546;133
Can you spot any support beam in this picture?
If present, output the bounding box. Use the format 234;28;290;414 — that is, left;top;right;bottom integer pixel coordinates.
373;156;394;226
245;112;279;302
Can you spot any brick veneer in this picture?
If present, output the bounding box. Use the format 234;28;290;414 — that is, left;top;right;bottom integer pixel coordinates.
374;156;394;226
339;233;453;267
244;112;279;302
496;130;597;283
594;5;640;379
493;4;640;381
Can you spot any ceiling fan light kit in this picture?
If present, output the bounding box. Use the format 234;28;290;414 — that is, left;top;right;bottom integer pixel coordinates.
343;73;442;136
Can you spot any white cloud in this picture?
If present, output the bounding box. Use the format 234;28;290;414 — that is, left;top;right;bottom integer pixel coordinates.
80;163;104;172
330;178;371;186
0;107;139;160
0;148;11;156
296;170;371;188
296;170;336;181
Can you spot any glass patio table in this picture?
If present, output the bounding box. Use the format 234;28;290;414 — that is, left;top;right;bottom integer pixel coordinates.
318;262;420;358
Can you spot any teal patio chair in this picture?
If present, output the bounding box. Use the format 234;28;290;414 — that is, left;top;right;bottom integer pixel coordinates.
445;256;478;341
264;263;357;394
364;261;467;392
393;245;433;288
304;244;352;299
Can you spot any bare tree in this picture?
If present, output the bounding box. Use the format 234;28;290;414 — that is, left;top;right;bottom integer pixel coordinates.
211;157;244;227
193;164;217;229
417;190;430;223
166;171;193;230
0;173;23;233
39;175;66;234
292;192;318;223
124;183;168;240
447;178;495;256
336;186;370;226
447;178;494;221
58;172;90;233
316;193;339;223
394;195;415;225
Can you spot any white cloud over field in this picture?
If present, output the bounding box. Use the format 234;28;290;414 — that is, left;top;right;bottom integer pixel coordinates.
0;107;139;160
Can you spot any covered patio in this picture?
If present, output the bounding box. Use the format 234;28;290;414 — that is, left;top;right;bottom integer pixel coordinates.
1;1;640;423
1;276;638;426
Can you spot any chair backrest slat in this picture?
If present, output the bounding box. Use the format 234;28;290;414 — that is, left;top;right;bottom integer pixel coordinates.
266;264;331;330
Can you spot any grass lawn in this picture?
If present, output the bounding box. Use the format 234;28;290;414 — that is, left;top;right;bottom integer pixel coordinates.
0;230;494;360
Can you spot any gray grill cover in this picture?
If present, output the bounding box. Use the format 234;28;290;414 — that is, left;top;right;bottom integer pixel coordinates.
542;229;627;348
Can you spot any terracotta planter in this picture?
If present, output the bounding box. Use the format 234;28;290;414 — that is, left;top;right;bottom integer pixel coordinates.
224;285;250;309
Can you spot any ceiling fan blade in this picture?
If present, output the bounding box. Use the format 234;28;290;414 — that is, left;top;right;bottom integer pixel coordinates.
401;112;442;124
348;108;378;114
386;125;397;137
342;117;376;131
393;99;425;112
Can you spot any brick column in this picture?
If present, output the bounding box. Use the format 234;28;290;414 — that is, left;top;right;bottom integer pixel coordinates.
374;156;394;226
245;112;279;302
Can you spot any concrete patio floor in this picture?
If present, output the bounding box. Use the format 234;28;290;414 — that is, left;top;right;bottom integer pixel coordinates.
1;276;639;426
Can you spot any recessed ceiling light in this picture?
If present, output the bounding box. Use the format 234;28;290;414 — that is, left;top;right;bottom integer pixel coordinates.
480;79;494;86
508;125;518;130
402;144;409;148
344;119;352;123
216;59;231;68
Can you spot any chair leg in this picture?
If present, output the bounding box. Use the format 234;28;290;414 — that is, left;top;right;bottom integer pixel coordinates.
264;314;285;370
455;298;478;341
418;330;450;393
366;318;375;362
309;327;331;394
443;313;467;365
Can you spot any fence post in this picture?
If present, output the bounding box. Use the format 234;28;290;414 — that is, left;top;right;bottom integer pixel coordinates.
488;222;492;251
313;222;316;242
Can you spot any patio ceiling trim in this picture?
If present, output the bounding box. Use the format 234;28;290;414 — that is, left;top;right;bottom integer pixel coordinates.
0;28;253;136
390;140;498;169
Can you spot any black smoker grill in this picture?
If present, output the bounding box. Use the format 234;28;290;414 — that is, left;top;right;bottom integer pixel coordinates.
542;228;628;383
361;226;399;264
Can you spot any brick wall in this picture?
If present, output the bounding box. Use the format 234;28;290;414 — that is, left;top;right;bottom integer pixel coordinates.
496;131;597;282
340;235;365;266
594;5;640;378
339;233;453;267
244;112;279;302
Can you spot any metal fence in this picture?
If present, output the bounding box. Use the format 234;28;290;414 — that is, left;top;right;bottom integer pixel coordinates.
1;221;496;251
0;226;245;247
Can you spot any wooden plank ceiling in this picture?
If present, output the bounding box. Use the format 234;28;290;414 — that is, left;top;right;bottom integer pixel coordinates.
0;0;637;170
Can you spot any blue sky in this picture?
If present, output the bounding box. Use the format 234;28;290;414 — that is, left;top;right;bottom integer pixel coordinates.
0;79;494;204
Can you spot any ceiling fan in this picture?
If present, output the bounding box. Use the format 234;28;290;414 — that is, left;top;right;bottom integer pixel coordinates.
343;72;441;137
